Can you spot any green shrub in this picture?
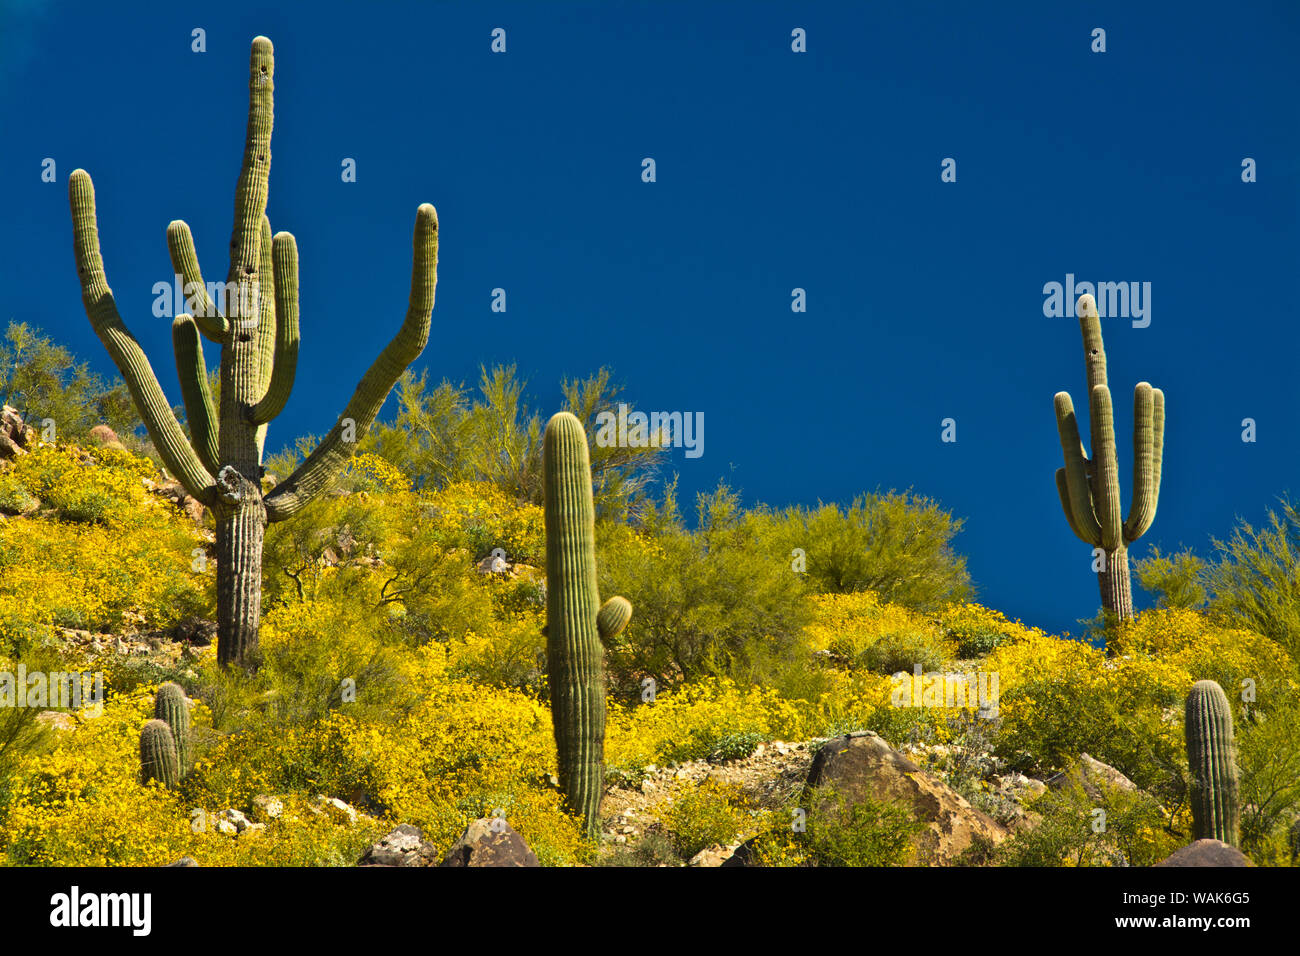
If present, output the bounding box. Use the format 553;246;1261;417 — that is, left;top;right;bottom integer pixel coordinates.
994;765;1178;867
857;628;947;675
753;490;972;610
802;788;924;866
597;483;811;697
663;781;750;859
1204;498;1300;666
1237;699;1300;864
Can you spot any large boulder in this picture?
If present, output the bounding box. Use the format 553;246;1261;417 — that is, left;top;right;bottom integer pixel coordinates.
439;818;540;867
1154;839;1253;867
359;824;439;867
803;731;1009;865
0;405;34;459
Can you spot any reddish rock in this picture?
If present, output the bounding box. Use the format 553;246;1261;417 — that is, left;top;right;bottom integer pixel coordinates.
439;819;540;867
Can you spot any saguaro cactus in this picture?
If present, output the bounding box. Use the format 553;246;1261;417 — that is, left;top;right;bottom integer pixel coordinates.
68;37;438;669
140;719;180;789
1185;679;1240;847
1053;293;1164;622
154;683;192;777
543;412;632;839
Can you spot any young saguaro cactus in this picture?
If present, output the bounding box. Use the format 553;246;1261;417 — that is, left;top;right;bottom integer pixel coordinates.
68;37;438;669
543;412;632;839
1053;293;1164;622
140;719;180;789
153;683;191;777
1185;679;1240;847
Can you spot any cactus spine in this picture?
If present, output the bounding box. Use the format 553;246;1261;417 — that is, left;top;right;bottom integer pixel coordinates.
140;719;180;788
1185;679;1240;847
67;36;438;670
543;412;632;839
153;683;192;777
1053;293;1164;622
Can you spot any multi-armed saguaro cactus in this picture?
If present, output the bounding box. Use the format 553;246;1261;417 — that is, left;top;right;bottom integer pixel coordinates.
542;412;632;839
153;683;192;777
68;37;438;669
1053;293;1164;622
1185;679;1240;847
140;719;180;789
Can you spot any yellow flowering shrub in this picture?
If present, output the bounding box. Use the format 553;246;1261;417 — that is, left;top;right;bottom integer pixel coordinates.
0;447;211;652
606;678;813;771
421;481;544;565
0;688;379;866
1110;608;1297;701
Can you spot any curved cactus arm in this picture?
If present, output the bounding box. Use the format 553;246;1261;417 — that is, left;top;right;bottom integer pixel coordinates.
1077;294;1107;393
597;595;633;645
264;204;438;522
171;315;221;475
166;220;229;340
1123;382;1161;543
1150;387;1165;506
1089;383;1123;552
1054;392;1102;546
1055;468;1094;544
249;231;300;425
70;170;216;505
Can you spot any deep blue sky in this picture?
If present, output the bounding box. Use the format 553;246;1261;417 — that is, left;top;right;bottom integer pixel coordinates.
2;0;1297;638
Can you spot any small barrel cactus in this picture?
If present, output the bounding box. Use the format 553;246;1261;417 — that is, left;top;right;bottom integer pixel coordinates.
153;682;191;776
140;719;180;788
1185;679;1240;847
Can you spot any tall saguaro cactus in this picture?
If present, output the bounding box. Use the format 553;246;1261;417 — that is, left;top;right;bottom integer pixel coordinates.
1053;294;1164;622
68;37;439;669
543;412;632;839
1185;679;1241;847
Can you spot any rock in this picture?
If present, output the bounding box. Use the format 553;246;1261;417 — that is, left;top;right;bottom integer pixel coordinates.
311;795;359;826
219;808;252;833
689;843;740;867
170;618;217;647
35;711;76;732
359;824;438;867
804;731;1009;866
215;819;238;836
439;818;540;867
164;857;199;867
720;837;759;867
1154;839;1254;867
154;478;207;526
1045;753;1137;802
0;405;34;459
251;794;284;821
477;553;509;575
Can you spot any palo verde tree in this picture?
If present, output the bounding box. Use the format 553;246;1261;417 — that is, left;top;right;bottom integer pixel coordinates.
68;36;439;669
1053;293;1164;622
